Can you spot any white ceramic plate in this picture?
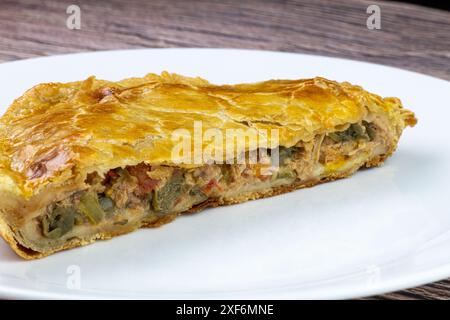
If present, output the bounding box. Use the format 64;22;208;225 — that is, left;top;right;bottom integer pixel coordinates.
0;49;449;300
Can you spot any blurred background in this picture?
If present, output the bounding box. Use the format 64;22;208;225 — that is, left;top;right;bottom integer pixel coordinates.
0;0;448;79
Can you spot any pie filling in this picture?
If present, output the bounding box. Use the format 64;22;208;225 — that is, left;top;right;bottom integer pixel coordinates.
20;120;387;251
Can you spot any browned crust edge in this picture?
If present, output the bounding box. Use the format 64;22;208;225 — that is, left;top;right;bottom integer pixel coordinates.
0;153;388;260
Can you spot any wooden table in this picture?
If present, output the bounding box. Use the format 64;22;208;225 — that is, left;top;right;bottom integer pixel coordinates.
1;0;449;299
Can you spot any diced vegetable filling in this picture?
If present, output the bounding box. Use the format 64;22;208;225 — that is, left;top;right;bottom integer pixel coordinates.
327;121;375;143
40;121;378;239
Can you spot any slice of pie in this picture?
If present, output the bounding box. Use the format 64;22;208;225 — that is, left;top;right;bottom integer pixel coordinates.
0;72;417;259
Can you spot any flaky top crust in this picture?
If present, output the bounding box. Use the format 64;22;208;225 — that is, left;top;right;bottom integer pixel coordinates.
0;72;416;204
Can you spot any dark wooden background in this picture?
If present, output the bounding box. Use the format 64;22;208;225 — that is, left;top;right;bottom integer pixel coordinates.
1;0;449;299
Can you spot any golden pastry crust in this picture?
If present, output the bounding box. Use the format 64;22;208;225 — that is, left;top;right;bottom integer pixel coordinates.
0;72;416;259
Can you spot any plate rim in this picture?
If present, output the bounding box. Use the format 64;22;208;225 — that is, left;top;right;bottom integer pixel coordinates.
1;47;449;85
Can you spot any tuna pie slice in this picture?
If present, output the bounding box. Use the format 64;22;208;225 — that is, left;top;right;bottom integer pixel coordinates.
0;72;416;259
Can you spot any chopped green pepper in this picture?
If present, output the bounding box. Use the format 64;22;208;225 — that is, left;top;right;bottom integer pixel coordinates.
189;186;208;204
42;206;77;239
328;123;369;142
278;146;300;166
152;171;186;215
79;192;105;224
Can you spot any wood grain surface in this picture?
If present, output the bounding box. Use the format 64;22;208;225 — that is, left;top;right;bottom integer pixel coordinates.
0;0;449;299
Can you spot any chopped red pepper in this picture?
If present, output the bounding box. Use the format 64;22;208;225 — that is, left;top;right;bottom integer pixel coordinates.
106;170;119;179
126;163;159;196
202;178;221;194
102;169;119;185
